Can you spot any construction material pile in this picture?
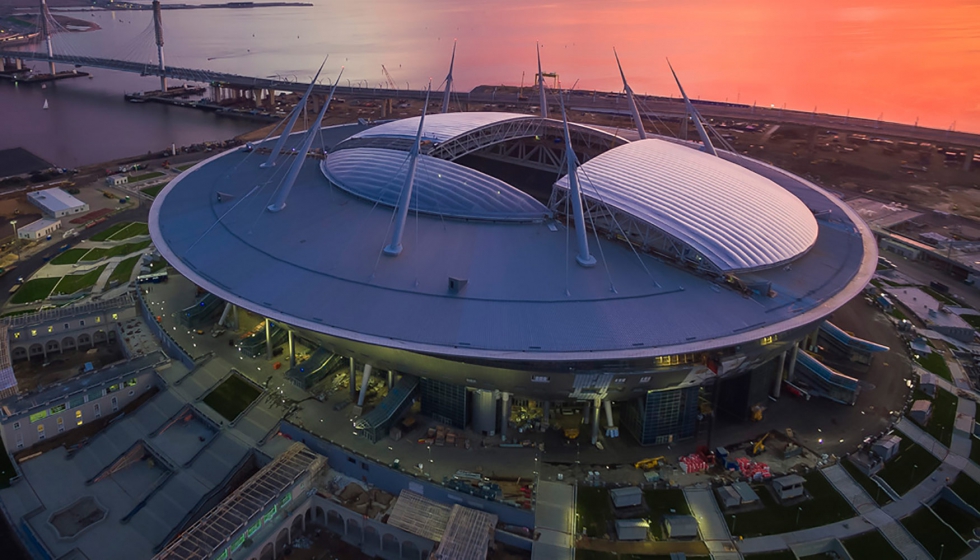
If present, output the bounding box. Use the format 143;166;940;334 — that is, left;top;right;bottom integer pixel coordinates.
734;457;772;480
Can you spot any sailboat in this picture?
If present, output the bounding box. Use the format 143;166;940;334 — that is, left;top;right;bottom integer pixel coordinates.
42;99;49;110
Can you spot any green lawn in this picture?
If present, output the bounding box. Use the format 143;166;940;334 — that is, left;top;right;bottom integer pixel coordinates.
951;475;980;512
0;435;15;488
725;470;855;538
50;248;88;265
841;458;892;506
915;351;952;381
877;438;943;496
108;222;150;241
643;488;689;539
89;222;130;242
901;507;969;560
140;183;167;198
105;256;140;288
888;307;908;321
922;388;958;446
576;487;613;538
931;499;980;540
202;373;262;422
53;265;107;295
842;530;903;560
10;277;60;304
176;163;196;171
81;240;151;262
129;171;164;182
963;315;980;329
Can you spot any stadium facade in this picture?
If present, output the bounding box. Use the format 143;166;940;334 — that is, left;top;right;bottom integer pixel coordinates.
150;73;877;447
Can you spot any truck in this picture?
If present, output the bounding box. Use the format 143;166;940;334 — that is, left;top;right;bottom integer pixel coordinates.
930;281;950;295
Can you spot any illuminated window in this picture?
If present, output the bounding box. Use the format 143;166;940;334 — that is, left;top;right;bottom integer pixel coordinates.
30;329;37;337
50;404;66;415
47;326;53;333
531;376;550;383
124;378;138;387
654;354;698;367
760;335;777;346
29;410;48;423
614;377;626;384
57;417;64;432
37;424;45;440
76;410;83;426
112;313;118;320
95;317;101;323
13;332;19;339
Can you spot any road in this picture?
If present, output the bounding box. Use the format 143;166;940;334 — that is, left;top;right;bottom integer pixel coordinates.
890;254;980;311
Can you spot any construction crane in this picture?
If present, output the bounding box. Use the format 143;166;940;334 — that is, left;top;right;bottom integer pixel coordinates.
749;433;769;457
518;71;527;101
634;456;665;470
381;64;398;91
536;71;559;88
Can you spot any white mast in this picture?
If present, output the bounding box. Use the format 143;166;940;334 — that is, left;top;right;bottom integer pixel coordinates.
536;42;548;118
614;48;646;140
667;59;716;156
39;0;55;75
558;90;595;268
441;40;456;114
152;0;166;91
261;58;327;169
384;85;432;257
266;68;343;212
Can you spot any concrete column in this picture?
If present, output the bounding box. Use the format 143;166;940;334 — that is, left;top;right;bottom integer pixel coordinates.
288;329;295;368
349;358;357;400
679;114;688;141
15;59;23;71
582;400;591;425
772;350;787;399
500;392;510;442
541;400;550;431
591;397;601;445
966;148;975;172
387;370;393;390
786;343;800;383
264;318;272;360
356;364;373;407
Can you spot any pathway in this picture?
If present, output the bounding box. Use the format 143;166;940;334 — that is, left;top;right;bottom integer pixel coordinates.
684;486;742;559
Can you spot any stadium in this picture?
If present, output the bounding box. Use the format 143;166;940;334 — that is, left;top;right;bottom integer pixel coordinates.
149;71;878;448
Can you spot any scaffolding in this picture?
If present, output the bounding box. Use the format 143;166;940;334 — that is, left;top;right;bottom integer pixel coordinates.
432;505;498;560
386;490;451;542
153;443;325;560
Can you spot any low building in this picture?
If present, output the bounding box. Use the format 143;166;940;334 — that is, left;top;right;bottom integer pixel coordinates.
615;519;650;541
662;515;698;539
918;372;938;398
732;481;761;506
106;174;129;186
910;400;933;426
872;434;901;461
27;187;89;218
885;286;976;342
610;486;642;509
16;217;61;240
716;485;741;509
773;474;806;501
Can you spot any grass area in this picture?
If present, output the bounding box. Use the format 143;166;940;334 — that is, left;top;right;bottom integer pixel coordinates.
915;351;952;381
841;458;892;506
176;163;196;171
10;277;60;304
877;438;943;496
202;373;262;422
53;265;106;296
49;248;88;265
922;388;958;446
643;488;689;539
951;474;980;512
140;183;167;198
901;507;969;560
963;315;980;329
129;171;164;182
922;286;959;306
842;530;903;560
81;240;151;262
108;222;150;241
725;470;855;538
105;256;140;288
0;308;38;318
888;307;908;321
0;435;15;488
576;487;613;538
931;499;980;540
89;222;130;242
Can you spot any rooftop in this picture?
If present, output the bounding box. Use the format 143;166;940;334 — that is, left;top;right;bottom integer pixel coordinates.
27;187;87;212
18;217;61;234
884;286;976;331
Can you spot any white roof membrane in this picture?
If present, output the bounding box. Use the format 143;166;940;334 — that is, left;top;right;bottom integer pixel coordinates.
555;139;819;272
350;112;525;143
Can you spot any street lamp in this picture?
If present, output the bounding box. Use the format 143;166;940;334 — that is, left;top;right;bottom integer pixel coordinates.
9;220;17;260
731;514;737;535
911;464;918;486
795;507;802;527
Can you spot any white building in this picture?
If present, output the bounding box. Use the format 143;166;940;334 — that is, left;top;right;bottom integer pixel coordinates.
27;188;90;219
17;217;62;240
106;175;129;186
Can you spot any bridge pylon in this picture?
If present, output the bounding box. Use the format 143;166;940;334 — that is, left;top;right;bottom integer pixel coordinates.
152;0;167;92
38;0;55;75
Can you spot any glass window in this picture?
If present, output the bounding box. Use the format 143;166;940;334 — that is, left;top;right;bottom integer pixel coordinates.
69;395;85;408
111;397;118;412
87;388;103;401
13;332;19;339
30;329;37;337
64;323;69;330
640;376;651;384
124;378;138;387
29;410;48;423
76;410;83;426
79;320;84;326
37;424;45;440
95;316;101;323
50;404;66;415
531;376;550;383
106;384;120;394
112;313;118;320
94;403;101;418
47;326;53;333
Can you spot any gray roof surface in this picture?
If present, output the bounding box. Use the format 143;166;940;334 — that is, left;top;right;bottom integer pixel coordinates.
18;217;61;234
150;119;876;361
350;112;525;143
555;138;818;272
322;147;549;222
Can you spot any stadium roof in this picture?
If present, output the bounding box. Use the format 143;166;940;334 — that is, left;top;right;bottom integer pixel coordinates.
322;147;550;222
150;118;876;361
555;139;819;272
350;112;525;143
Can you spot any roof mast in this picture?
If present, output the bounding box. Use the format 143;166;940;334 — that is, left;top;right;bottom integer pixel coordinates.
536;42;548;118
667;59;717;156
558;89;596;268
266;67;343;212
261;57;327;168
384;84;432;256
441;40;456;114
614;48;646;140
